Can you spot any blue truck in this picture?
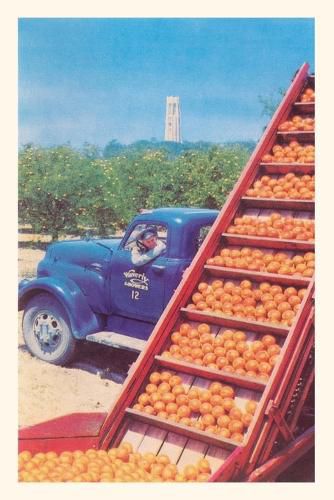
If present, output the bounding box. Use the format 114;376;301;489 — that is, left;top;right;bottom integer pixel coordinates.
19;207;218;365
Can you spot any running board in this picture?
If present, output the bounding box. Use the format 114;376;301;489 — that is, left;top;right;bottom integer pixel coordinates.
85;331;146;353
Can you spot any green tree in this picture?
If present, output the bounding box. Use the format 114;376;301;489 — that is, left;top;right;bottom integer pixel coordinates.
19;146;100;239
103;139;125;158
18;142;251;240
258;88;285;118
146;146;249;210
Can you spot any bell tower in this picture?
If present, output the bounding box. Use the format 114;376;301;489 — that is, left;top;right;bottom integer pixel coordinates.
164;96;181;142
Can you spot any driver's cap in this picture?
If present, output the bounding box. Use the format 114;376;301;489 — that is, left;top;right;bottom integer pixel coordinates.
138;226;158;241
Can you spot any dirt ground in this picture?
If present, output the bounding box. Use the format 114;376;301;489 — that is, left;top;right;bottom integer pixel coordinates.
18;248;126;428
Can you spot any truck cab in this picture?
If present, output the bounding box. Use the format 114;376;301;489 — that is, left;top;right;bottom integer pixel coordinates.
19;207;218;365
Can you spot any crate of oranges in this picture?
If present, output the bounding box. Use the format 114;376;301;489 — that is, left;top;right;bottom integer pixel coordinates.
18;444;213;482
261;141;314;164
245;173;314;200
278;115;314;132
162;322;281;382
300;87;315;102
207;247;314;278
132;371;257;443
226;212;314;242
187;279;308;326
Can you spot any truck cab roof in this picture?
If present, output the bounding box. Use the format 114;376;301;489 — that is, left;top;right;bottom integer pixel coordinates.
135;207;219;225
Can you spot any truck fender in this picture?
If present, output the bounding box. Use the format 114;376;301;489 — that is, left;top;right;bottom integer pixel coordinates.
18;276;100;339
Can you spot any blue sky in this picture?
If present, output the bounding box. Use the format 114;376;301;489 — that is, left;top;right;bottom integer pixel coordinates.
18;18;314;147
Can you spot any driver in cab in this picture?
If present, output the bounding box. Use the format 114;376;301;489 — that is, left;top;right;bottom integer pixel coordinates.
131;226;166;267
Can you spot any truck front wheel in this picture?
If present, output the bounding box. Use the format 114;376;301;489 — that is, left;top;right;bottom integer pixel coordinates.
23;293;77;365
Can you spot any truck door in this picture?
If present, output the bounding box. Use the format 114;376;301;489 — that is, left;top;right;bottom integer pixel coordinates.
109;223;168;323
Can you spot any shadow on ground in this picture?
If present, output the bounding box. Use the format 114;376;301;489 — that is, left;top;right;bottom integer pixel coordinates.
69;341;138;384
18;341;138;384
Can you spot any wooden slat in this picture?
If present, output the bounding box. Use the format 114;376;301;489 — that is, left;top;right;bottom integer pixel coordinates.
126;408;238;450
178;371;195;392
260;163;315;176
120;419;148;451
293;102;315;113
136;425;167;455
222;233;314;251
204;265;312;287
177;439;208;469
277;130;314;143
155;355;267;392
205;446;230;474
241;196;314;212
181;308;290;336
157;432;187;464
235;387;262;412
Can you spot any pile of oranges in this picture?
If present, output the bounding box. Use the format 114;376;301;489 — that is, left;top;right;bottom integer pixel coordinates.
300;87;315;103
278;115;314;132
226;212;314;242
261;141;315;163
133;371;256;442
245;173;314;200
187;279;308;326
162;323;280;381
19;444;212;482
206;247;314;278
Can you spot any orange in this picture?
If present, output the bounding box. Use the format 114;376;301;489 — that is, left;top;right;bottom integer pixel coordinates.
177;405;191;418
212;405;225;418
169;375;182;387
189;398;201;412
221;385;234;398
160;371;172;382
258;361;272;374
165;402;178;415
222;398;235;412
161;392;176;404
158;382;171;394
171;332;181;344
179;323;191;335
242;413;253;427
200;402;213;415
245;359;258;372
149;372;161;387
176;394;189;406
184;465;198;481
197;458;211;474
157;411;168;419
172;385;186;396
231;432;244;443
246;400;257;415
145;383;158;395
143;405;155;415
217;414;231;428
229;407;242;420
229;420;244;434
187;387;200;400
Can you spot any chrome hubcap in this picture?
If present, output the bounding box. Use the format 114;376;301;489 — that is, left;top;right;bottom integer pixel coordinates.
33;311;62;352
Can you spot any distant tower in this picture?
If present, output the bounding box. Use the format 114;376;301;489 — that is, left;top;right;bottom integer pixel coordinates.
164;96;181;142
